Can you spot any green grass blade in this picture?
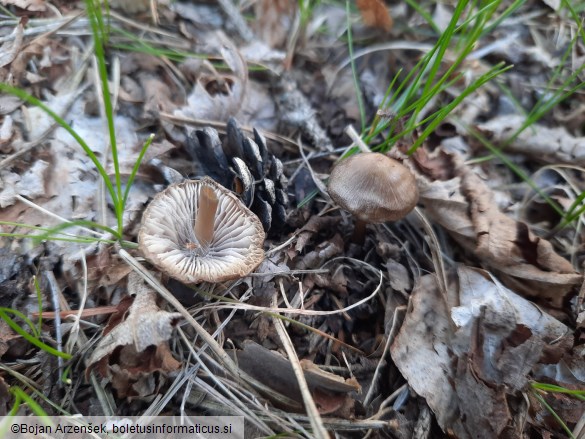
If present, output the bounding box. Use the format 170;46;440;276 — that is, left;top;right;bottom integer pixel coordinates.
0;308;72;360
9;387;51;418
464;125;565;217
415;0;469;110
346;0;366;130
531;391;576;439
531;382;585;398
297;188;320;209
122;133;155;208
0;308;40;339
85;0;122;234
407;63;512;152
0;232;118;245
402;0;440;34
32;220;120;244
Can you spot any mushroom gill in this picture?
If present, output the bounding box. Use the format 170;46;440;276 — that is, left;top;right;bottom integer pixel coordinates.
138;177;265;284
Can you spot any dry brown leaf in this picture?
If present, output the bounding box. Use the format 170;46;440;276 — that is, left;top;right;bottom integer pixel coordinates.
295;233;344;270
0;20;25;68
356;0;393;32
391;266;572;438
391;275;457;432
311;387;355;416
311;266;349;296
108;344;181;399
452;353;512;438
418;153;581;307
9;33;46;85
86;272;182;380
174;44;247;122
288;215;340;260
458;164;580;307
137;73;178;122
300;359;361;393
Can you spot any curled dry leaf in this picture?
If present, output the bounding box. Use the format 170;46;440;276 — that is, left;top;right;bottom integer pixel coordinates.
391;266;574;439
295;233;344;270
174;44;247;122
289;216;341;260
418;153;581;307
86;272;182;392
0;20;25;68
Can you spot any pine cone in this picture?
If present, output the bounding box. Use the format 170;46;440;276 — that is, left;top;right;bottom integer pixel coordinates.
185;118;288;233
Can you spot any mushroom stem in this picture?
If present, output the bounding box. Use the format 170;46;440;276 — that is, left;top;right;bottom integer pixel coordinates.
351;219;367;244
195;185;218;248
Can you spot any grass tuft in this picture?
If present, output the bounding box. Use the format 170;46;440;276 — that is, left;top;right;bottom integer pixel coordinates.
361;0;513;152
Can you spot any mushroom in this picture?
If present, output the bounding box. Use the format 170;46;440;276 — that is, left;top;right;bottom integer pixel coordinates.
327;152;419;243
138;177;265;284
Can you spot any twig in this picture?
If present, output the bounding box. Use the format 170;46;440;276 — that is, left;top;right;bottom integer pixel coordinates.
345;124;372;153
194;269;382;317
65;249;90;351
297;136;329;195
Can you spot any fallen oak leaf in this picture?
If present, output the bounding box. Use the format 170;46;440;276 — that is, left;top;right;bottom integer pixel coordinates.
418;151;581;308
458;162;581;308
391;267;572;438
86;272;182;380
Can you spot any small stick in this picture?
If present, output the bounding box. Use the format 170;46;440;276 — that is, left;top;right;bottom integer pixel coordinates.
344;125;372;153
31;306;119;320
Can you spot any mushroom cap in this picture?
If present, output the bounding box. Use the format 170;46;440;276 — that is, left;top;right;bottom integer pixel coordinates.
327;152;419;223
138;177;265;284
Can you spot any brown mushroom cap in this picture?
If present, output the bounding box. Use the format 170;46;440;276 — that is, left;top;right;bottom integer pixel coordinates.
138;177;265;284
327;152;419;223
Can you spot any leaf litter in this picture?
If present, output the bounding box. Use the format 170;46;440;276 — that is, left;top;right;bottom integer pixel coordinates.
0;1;584;438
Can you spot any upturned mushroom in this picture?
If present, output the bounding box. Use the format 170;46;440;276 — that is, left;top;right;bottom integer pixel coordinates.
327;152;419;243
138;177;265;284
